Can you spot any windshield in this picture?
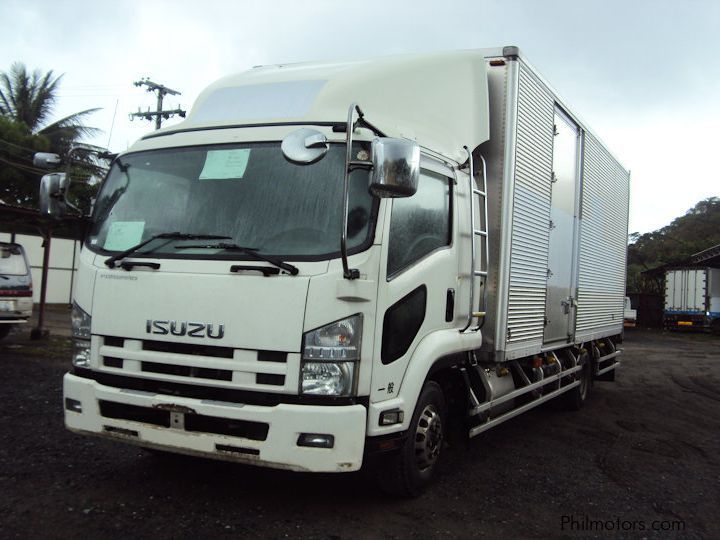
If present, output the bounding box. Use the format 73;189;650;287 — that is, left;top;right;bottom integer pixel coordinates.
0;245;28;276
87;142;376;260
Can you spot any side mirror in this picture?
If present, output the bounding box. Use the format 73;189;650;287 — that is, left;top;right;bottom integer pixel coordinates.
39;173;69;217
369;138;420;198
33;152;62;169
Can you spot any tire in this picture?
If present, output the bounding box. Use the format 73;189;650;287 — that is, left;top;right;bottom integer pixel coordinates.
712;319;720;336
375;381;446;497
0;325;12;340
564;352;592;411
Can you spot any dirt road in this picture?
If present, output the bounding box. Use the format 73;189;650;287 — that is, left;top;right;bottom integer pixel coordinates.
1;329;718;539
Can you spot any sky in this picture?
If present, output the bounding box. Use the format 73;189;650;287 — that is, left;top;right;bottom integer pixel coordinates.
1;0;718;234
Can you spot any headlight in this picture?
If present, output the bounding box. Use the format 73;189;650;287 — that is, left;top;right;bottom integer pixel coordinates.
301;315;361;396
71;303;91;340
71;303;91;367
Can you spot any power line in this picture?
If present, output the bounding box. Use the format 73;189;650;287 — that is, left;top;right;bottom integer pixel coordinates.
0;155;47;175
129;78;186;130
0;138;39;154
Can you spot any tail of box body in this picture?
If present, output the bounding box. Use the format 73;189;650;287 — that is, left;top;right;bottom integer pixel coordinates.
664;268;720;331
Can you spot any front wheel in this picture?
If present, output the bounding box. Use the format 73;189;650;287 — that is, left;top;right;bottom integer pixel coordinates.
375;381;446;497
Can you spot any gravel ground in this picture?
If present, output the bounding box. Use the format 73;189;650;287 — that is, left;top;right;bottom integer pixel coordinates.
0;328;718;539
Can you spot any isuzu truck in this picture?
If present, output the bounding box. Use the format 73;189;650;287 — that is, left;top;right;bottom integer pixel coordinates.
37;47;630;495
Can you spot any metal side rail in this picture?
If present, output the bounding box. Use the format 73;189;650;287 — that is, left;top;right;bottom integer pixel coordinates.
468;362;582;438
595;349;622;377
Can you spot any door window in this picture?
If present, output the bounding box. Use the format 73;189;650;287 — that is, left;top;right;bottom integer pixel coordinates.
387;170;451;277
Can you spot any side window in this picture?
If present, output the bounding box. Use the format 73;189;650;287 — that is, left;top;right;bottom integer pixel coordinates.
387;169;451;277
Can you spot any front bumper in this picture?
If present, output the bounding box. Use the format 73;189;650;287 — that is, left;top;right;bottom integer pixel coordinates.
64;373;367;472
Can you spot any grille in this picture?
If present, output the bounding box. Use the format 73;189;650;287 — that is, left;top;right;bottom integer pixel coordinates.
99;337;290;389
255;373;285;386
143;339;234;359
141;361;232;381
103;357;123;368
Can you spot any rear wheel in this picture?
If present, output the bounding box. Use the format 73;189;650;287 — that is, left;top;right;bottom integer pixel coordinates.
564;351;592;411
375;381;446;497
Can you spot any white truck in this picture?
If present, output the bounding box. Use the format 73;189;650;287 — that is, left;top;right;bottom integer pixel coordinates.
0;242;33;340
624;296;637;327
664;267;720;333
37;47;630;496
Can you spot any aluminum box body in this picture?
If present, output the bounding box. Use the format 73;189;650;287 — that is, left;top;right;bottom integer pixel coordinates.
478;49;630;362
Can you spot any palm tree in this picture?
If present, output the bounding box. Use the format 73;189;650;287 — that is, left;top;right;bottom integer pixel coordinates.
0;62;104;209
0;62;100;155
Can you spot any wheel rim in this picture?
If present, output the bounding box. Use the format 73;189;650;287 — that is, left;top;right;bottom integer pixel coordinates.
579;362;589;400
414;404;443;472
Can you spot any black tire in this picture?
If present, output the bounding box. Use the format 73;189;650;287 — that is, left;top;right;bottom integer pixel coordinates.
712;319;720;336
564;352;592;411
0;325;12;340
375;381;446;497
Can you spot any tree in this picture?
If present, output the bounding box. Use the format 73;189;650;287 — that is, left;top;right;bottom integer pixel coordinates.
0;116;50;206
0;62;102;208
627;197;720;293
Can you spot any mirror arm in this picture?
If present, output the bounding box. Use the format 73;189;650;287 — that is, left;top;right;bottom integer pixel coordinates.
348;160;373;172
341;103;362;280
352;106;386;138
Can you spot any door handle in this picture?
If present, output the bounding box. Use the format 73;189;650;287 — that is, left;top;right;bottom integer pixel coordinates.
445;288;455;322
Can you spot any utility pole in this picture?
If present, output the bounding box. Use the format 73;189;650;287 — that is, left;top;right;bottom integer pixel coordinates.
130;78;186;130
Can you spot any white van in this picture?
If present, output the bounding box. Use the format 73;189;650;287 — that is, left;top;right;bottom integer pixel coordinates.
0;243;33;339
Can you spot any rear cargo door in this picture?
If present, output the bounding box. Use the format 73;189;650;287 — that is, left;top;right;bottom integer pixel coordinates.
544;108;581;344
684;269;706;311
666;269;707;312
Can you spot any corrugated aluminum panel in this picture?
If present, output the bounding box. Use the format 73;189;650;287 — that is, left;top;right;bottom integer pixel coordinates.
505;63;554;348
575;133;629;338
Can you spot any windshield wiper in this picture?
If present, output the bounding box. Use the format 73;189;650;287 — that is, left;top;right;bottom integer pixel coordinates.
177;242;299;276
104;232;232;268
0;275;9;280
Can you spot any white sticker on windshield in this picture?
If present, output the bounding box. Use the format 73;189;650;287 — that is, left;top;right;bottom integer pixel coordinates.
199;149;250;180
104;221;145;251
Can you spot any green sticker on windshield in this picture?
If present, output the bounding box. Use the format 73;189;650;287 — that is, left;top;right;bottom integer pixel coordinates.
199;149;250;180
104;221;145;251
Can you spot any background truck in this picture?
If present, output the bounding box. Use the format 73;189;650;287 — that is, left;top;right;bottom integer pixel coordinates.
624;296;637;327
37;46;629;496
0;242;33;340
664;267;720;333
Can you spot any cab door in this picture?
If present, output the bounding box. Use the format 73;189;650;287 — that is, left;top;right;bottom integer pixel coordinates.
370;158;459;404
